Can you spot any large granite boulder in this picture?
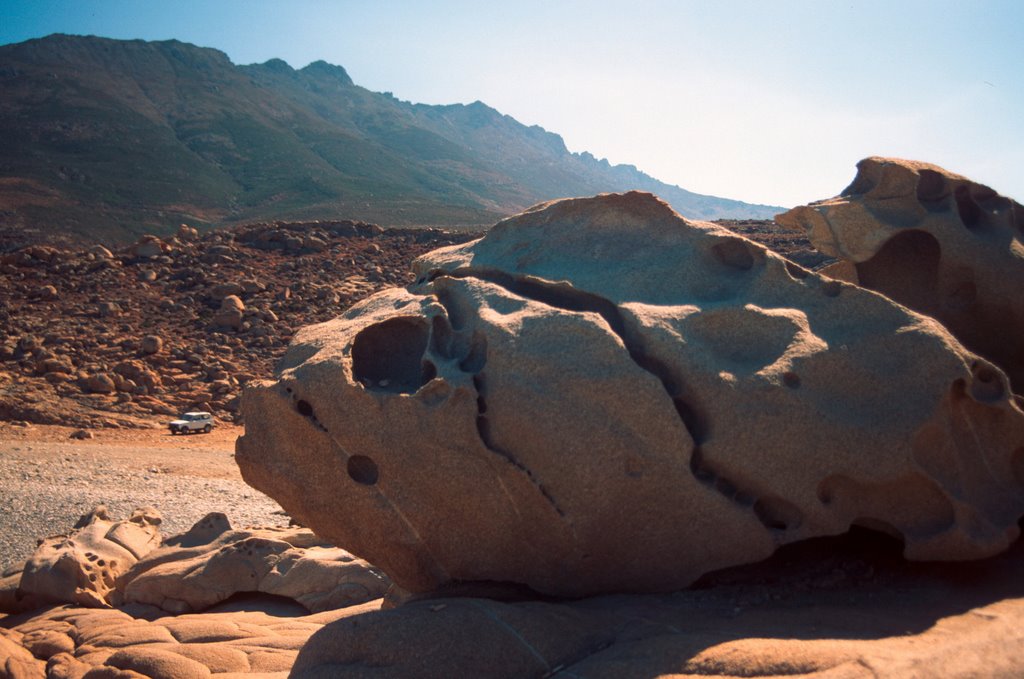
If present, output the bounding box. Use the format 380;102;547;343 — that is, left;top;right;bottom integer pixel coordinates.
237;191;1024;598
778;157;1024;392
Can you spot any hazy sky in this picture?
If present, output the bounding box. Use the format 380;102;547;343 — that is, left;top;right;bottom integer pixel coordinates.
2;0;1022;207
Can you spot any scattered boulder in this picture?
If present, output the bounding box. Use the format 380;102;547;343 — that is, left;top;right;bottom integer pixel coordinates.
212;295;244;330
129;234;171;259
778;156;1024;392
140;334;164;355
88;244;114;259
69;429;93;440
96;300;121;317
115;513;389;614
14;505;162;609
238;191;1024;598
177;223;199;241
81;372;116;394
210;281;245;299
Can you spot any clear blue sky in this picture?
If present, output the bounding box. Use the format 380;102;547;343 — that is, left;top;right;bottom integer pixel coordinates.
2;0;1022;207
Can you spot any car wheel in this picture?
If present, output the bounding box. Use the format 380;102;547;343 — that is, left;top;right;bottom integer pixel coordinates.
204;424;212;433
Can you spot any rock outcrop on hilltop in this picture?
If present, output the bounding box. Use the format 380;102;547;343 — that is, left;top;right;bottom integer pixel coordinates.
778;157;1024;392
237;191;1024;598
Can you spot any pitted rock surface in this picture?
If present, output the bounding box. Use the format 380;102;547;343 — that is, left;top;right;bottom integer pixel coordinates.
115;513;389;614
778;157;1024;392
13;505;162;610
237;191;1024;598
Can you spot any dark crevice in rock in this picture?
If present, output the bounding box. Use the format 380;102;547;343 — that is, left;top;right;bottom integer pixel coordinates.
432;267;787;529
472;372;565;517
955;185;983;229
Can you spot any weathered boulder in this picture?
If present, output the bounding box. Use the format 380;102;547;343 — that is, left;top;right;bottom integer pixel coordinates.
115;513;389;614
778;157;1024;392
234;191;1023;598
14;506;162;609
177;223;199;241
140;334;163;355
129;234;171;259
212;295;245;330
80;372;116;394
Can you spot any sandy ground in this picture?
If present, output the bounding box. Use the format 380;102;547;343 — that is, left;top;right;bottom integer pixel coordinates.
0;421;287;572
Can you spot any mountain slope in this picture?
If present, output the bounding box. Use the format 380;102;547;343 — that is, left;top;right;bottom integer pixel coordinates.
0;34;783;242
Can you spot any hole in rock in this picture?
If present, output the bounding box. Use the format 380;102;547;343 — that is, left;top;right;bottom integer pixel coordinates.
753;496;804;531
854;229;940;313
207;592;310;616
821;280;842;298
691;524;905;590
347;455;379;485
955;185;983;229
352;317;431;393
969;363;1005;403
784;260;809;279
916;169;948;204
711;238;756;271
421;360;437;383
296;400;314;417
782;372;801;388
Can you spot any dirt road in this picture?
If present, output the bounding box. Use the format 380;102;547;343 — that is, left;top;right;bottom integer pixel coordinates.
0;422;286;571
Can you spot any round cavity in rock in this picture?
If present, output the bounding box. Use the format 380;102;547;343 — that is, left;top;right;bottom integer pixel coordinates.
352;317;431;393
955;185;983;229
347;455;379;485
753;496;804;531
969;363;1005;403
782;372;801;388
711;238;755;271
821;280;842;297
296;400;314;417
916;169;948;204
784;260;809;280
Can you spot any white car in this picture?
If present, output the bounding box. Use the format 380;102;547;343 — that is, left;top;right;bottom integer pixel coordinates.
169;411;214;435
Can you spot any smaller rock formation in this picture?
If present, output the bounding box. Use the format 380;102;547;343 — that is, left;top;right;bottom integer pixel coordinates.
115;513;390;614
778;157;1024;392
16;505;162;608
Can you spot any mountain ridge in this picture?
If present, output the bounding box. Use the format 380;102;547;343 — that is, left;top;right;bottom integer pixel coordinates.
0;34;784;243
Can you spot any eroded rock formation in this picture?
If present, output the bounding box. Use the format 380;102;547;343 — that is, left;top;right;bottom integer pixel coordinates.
778;157;1024;392
16;505;162;608
115;513;389;614
237;192;1024;598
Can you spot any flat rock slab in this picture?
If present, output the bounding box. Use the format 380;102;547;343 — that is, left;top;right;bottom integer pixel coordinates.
3;533;1023;677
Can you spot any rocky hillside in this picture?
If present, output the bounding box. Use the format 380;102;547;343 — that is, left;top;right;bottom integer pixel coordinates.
0;34;783;243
